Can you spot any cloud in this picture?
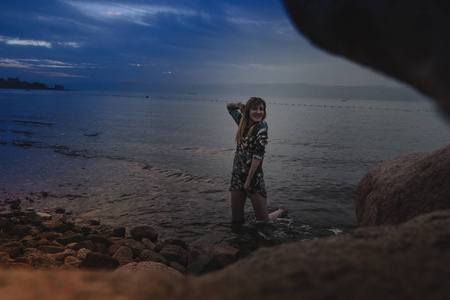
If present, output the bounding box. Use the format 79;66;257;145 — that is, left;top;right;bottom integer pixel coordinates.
64;1;199;26
0;35;82;49
28;71;89;78
57;41;82;48
0;58;98;70
0;36;52;48
0;58;33;69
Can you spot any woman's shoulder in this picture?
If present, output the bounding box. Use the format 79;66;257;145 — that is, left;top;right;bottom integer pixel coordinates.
258;121;268;130
255;121;268;135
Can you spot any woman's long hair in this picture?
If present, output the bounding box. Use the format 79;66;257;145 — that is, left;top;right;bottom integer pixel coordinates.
235;97;267;143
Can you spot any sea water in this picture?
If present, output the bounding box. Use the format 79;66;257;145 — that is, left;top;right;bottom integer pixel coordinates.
1;89;449;250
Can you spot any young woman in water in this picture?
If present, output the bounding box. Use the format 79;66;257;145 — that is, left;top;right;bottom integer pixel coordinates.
227;97;286;223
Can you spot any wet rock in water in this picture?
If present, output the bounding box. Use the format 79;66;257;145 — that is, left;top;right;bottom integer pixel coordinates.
111;227;126;238
166;239;188;250
56;233;85;246
115;261;184;280
112;246;134;266
130;225;158;242
210;246;240;268
107;243;123;256
0;242;23;258
139;249;169;265
79;252;119;270
74;240;95;252
54;207;65;214
9;199;21;210
35;212;52;220
41;220;65;231
188;245;209;265
159;245;188;267
355;145;450;226
58;256;81;270
187;246;212;274
23;249;60;269
123;239;146;257
9;225;31;237
0;252;12;263
88;219;100;226
37;245;65;254
76;248;92;260
141;238;156;251
93;242;109;254
36;231;61;241
54;249;77;262
85;234;112;247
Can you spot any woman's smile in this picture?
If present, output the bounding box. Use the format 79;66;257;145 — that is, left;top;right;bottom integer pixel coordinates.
249;104;265;124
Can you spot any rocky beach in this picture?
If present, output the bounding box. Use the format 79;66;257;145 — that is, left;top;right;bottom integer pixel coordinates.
0;195;241;275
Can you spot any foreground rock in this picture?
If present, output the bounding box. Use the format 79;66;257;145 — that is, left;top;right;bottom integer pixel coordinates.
0;210;448;299
282;0;450;117
355;144;450;226
116;261;184;280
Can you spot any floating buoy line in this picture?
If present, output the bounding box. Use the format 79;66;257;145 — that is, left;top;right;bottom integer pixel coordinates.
163;97;440;114
53;92;440;114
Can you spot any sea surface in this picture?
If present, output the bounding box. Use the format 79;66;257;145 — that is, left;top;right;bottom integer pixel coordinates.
1;89;449;251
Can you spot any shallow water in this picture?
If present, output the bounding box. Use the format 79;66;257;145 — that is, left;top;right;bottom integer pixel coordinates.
1;89;449;249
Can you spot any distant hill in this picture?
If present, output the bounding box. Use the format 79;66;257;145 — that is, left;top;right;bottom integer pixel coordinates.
0;77;65;90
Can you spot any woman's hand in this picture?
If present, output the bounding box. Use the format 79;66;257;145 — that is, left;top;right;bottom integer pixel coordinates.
244;180;251;190
244;157;261;191
227;102;244;111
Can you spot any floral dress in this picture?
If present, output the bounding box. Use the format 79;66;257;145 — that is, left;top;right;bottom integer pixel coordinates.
228;107;268;198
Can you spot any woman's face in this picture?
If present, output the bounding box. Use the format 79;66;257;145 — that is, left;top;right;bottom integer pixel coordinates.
248;103;265;124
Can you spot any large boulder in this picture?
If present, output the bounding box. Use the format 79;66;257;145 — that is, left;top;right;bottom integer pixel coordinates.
355;144;450;226
282;0;450;117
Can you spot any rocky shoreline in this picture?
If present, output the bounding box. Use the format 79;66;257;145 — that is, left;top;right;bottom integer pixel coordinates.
0;200;241;275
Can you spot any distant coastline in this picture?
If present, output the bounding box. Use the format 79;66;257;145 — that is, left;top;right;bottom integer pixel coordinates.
0;77;68;91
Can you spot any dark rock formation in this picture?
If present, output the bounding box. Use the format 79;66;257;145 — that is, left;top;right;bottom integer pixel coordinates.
282;0;450;117
355;145;450;226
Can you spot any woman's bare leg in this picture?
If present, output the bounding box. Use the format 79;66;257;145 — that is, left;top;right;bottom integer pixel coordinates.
268;205;287;219
250;193;287;221
231;190;247;222
249;193;270;221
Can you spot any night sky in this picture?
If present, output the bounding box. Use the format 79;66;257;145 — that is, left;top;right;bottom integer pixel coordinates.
0;0;400;91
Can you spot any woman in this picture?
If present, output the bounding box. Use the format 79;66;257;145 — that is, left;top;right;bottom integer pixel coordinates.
227;97;286;223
